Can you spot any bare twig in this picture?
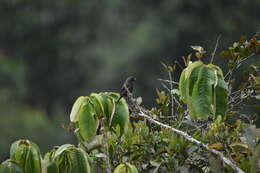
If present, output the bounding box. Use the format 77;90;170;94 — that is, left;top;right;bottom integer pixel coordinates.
224;70;231;80
231;90;241;96
160;83;181;107
175;60;184;69
161;82;171;92
210;35;221;64
167;71;175;119
224;52;255;81
157;78;179;85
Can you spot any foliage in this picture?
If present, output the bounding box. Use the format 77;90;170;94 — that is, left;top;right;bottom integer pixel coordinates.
43;144;91;173
70;92;129;142
10;140;41;173
1;34;260;173
1;0;260;161
113;163;138;173
0;160;23;173
179;61;229;120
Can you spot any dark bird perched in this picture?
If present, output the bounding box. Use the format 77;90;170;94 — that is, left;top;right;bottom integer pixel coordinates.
117;76;136;103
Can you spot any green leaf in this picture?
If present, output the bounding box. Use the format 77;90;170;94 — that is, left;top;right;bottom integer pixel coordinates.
54;144;73;158
69;148;91;173
190;66;216;120
74;128;85;143
179;61;203;103
220;50;232;59
188;65;204;97
44;148;57;162
207;64;229;118
111;97;129;136
52;146;91;173
70;96;87;122
78;100;99;142
24;148;42;173
107;92;120;100
10;140;41;173
89;93;105;117
215;77;229;117
46;161;59;173
54;149;72;173
207;64;224;77
113;163;138;173
10;141;19;160
100;93;116;127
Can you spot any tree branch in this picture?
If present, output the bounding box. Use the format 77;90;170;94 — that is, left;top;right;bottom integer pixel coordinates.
133;112;244;173
157;78;179;85
125;93;244;173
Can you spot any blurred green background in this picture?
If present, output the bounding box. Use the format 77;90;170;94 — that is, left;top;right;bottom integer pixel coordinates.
0;0;259;161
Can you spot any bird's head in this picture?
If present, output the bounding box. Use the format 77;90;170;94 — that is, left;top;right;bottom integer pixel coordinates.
127;76;136;82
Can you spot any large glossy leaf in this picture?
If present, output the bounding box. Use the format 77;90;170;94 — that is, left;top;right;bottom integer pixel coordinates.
180;62;229;120
69;148;91;173
191;66;217;120
107;92;120;100
89;93;105;118
10;141;20;160
12;145;28;170
207;64;224;77
188;66;204;97
111;97;129;136
215;77;229;116
100;93;116;127
78;100;99;142
54;152;71;173
179;61;203;102
207;64;229;117
186;66;204;119
24;147;42;173
54;144;73;158
10;140;42;173
70;96;87;122
52;145;91;173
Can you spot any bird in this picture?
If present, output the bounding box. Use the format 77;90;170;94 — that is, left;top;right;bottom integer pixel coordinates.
117;76;136;103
